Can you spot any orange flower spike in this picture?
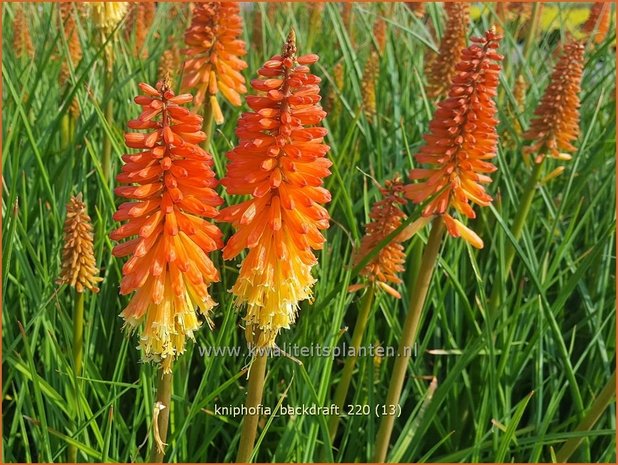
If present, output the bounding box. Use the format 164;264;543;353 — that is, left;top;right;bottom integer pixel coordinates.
182;2;248;124
523;40;584;163
582;2;611;45
59;2;82;82
13;4;34;59
353;177;408;299
220;30;332;349
58;194;103;294
406;2;425;19
426;2;469;99
405;28;503;249
111;80;224;373
373;17;387;54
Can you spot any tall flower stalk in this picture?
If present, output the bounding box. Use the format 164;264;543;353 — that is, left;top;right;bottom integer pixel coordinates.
57;194;102;462
375;28;503;461
329;177;409;441
219;30;331;462
91;2;128;182
111;80;223;461
182;1;247;143
487;40;584;315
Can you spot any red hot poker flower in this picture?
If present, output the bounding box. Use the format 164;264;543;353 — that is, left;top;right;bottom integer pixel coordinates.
219;30;331;349
182;1;248;124
111;80;223;373
352;177;408;299
426;2;469;99
581;2;611;44
523;40;584;163
405;28;503;249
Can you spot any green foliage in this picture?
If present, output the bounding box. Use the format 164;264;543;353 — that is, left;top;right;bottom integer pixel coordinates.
2;2;615;463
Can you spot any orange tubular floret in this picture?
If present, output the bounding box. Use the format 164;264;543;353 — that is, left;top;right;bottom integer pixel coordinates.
523;40;584;162
353;177;408;299
111;80;223;373
405;28;503;249
182;1;248;123
219;31;331;349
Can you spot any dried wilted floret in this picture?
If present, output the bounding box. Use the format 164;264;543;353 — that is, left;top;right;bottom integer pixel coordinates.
582;2;611;44
523;40;584;162
405;28;503;249
58;194;102;294
353;177;408;298
182;2;248;123
220;31;331;349
426;3;469;99
111;80;223;373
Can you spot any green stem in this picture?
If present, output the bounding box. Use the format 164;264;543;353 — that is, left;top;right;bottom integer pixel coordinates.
150;370;173;463
102;62;114;183
555;370;616;462
522;3;541;63
68;291;85;463
328;285;376;441
487;160;544;317
203;99;215;151
374;217;445;462
236;353;268;463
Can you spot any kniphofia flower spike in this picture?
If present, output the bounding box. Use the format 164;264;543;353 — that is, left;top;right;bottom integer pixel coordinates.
111;80;223;373
182;1;248;124
523;40;585;163
58;194;103;294
352;177;408;299
405;28;503;249
220;30;331;349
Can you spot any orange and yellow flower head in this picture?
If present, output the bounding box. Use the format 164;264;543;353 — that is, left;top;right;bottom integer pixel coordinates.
426;2;469;99
353;177;408;299
219;30;331;349
523;40;584;163
405;28;503;249
182;2;248;124
58;194;103;294
111;80;223;373
581;2;611;44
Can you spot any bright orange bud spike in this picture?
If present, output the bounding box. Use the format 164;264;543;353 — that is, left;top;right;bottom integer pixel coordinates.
220;30;331;349
58;194;103;294
405;28;503;249
59;2;83;117
111;80;224;373
582;2;611;44
426;2;469;99
353;177;408;299
523;40;584;163
182;2;248;122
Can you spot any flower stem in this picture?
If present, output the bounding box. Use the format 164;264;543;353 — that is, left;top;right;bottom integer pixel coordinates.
150;370;172;463
236;353;268;463
555;370;616;462
374;217;445;462
102;52;114;183
487;160;544;318
328;284;376;441
203;99;215;151
68;290;85;463
523;3;542;62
